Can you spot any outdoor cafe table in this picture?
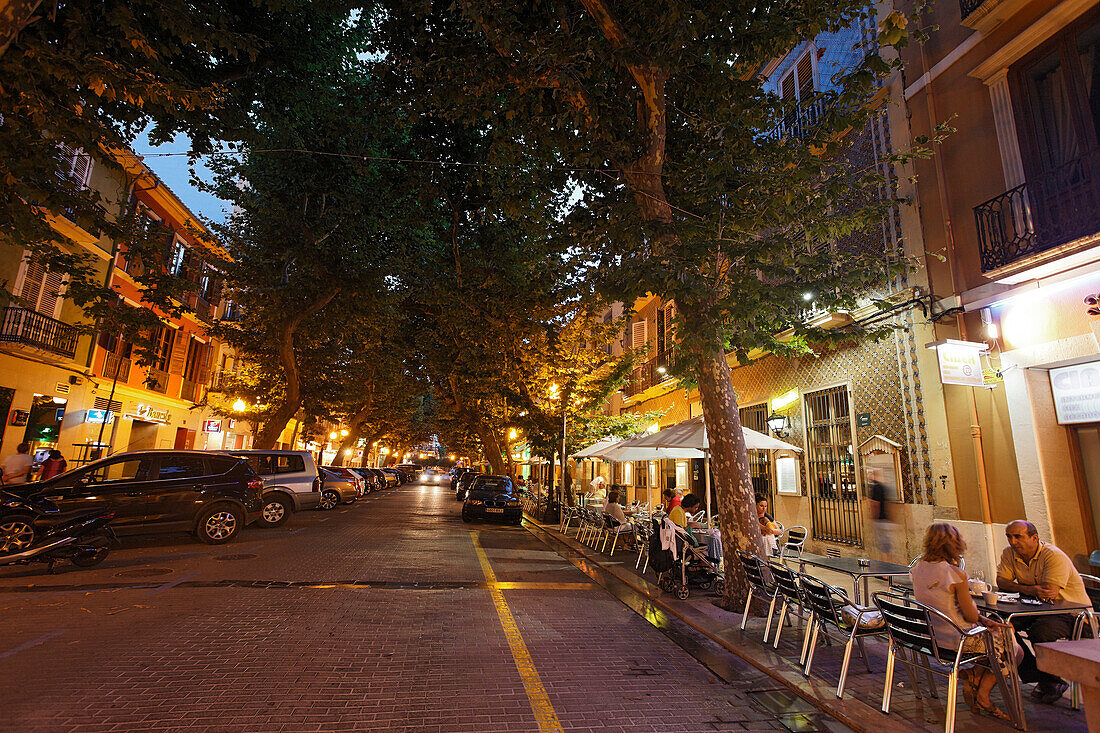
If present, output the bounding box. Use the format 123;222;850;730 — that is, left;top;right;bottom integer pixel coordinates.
974;595;1096;730
790;553;911;605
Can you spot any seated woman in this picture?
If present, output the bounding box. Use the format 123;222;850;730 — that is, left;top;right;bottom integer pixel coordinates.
910;523;1021;721
601;489;634;545
757;497;782;556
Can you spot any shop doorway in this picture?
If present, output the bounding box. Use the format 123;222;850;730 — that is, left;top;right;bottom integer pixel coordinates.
23;393;66;457
127;420;159;451
174;427;196;450
1072;425;1100;552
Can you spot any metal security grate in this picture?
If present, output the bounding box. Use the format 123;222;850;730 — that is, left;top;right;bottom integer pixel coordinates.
804;386;862;545
739;403;773;505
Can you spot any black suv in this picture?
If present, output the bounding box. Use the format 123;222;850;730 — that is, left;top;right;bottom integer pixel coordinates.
10;450;264;545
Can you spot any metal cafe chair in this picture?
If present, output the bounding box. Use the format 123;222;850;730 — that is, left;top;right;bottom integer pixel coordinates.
873;591;1013;733
799;574;885;699
736;551;780;642
777;526;808;561
633;519;653;572
601;514;630;556
767;560;810;650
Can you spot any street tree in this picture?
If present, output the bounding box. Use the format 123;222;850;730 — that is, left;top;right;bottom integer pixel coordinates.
207;14;413;449
375;2;922;604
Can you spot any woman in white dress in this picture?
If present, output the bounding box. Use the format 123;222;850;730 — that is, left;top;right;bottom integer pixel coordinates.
910;523;1021;720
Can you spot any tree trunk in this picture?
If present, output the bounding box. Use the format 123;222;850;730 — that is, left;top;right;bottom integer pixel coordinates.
476;422;506;475
684;301;767;609
252;287;340;449
329;402;375;467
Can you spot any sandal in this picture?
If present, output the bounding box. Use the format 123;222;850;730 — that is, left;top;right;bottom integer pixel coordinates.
974;700;1011;722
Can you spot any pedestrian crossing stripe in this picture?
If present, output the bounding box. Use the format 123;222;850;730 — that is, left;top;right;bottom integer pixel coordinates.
471;531;564;733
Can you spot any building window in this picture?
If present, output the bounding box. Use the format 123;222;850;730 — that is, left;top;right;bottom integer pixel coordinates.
150;327;175;372
1012;15;1099;179
804;385;862;545
739;403;773;504
780;48;816;102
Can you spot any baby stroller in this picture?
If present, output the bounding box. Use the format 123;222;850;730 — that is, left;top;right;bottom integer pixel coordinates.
648;518;726;600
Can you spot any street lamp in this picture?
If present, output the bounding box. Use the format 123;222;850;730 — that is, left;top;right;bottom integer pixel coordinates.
232;398;247;412
766;412;791;438
329;431;338;441
340;429;349;437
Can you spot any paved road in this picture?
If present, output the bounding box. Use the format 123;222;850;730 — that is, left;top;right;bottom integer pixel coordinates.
0;476;848;732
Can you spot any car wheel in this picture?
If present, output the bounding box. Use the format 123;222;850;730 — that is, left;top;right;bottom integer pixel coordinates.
319;490;340;510
0;515;36;554
345;496;357;505
461;510;473;523
196;504;243;544
259;494;292;527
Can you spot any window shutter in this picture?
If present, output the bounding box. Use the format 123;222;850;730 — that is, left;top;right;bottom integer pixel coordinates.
168;332;189;375
780;70;796;100
797;52;814;100
17;258;46;308
631;320;647;350
71;151;92;188
38;270;65;318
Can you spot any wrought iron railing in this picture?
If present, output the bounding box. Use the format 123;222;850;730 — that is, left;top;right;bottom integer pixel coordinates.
0;307;79;358
622;348;677;398
146;368;170;394
974;150;1100;272
102;352;131;381
765;98;829;142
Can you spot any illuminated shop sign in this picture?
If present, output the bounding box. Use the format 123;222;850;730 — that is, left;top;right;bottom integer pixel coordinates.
1050;361;1100;425
203;419;222;433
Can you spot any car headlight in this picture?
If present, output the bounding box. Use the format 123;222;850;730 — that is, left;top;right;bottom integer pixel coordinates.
467;499;483;505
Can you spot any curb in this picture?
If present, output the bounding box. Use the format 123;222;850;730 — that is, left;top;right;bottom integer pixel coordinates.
522;516;914;733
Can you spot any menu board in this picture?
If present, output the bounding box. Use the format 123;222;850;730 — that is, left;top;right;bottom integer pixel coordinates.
1050;361;1100;424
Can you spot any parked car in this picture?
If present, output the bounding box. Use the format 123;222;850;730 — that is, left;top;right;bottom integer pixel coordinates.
462;475;522;525
222;450;320;527
345;467;376;494
318;468;359;509
3;450;264;546
321;466;366;500
394;463;421;481
450;467;472;493
455;471;480;501
381;468;403;487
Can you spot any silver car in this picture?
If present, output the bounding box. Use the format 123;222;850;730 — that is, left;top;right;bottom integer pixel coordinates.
221;450;321;527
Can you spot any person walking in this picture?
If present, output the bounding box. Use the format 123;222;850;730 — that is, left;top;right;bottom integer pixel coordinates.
37;449;67;481
1;442;34;485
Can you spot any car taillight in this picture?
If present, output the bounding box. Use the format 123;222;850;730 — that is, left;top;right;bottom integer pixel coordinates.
312;477;321;492
248;478;264;491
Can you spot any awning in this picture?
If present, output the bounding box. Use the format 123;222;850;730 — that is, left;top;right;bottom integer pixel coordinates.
572;437;623;459
627;415;802;453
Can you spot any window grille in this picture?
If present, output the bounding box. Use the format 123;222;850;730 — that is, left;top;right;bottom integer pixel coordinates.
804;385;862;545
631;320;647;350
739;403;773;504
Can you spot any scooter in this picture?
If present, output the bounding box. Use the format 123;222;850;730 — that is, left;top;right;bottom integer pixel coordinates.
1;491;116;571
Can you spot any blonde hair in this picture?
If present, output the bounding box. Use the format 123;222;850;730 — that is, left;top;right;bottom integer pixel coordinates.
923;522;967;564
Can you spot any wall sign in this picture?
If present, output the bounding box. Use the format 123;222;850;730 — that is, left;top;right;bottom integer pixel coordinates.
126;403;172;424
929;339;988;387
855;412;871;427
85;409;115;425
203;419;222;433
775;454;801;495
1050;361;1100;425
9;410;28;426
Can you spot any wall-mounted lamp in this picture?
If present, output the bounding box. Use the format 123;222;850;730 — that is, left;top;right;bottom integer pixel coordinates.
766;412;791;438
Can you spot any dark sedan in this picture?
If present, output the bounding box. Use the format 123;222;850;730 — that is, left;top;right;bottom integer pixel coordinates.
461;475;522;525
455;470;480;501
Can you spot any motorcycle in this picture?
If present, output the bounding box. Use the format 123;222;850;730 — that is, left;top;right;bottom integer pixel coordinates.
1;490;116;571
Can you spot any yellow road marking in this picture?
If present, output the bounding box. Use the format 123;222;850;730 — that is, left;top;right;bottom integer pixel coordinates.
471;531;564;733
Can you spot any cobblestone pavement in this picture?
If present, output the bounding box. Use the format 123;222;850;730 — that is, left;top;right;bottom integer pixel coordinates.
0;479;851;733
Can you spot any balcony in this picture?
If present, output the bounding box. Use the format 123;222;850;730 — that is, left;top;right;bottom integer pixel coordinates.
146;368;170;394
102;352;131;381
0;307;80;358
973;150;1100;273
622;349;677;398
180;378;202;403
765;99;828;143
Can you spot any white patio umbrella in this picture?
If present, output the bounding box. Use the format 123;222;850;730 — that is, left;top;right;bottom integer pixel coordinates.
626;416;802;528
572;437;623;459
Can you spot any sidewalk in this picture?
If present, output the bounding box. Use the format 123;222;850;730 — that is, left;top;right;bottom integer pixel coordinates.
522;515;1088;733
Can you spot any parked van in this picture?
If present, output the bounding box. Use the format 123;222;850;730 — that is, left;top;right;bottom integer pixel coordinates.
221;450;320;527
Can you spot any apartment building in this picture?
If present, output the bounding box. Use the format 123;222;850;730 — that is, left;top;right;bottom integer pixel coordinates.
899;0;1100;571
0;144;252;465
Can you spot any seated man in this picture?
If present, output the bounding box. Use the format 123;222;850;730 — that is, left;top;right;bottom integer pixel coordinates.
996;519;1090;704
601;489;634;545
